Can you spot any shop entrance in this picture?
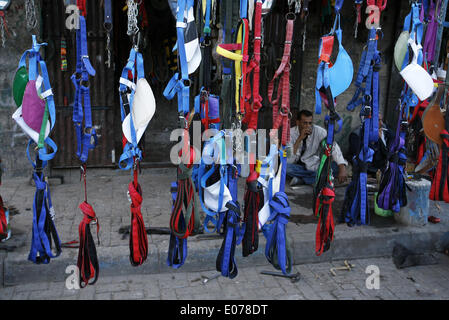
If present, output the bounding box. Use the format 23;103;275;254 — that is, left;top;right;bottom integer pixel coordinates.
41;0;177;169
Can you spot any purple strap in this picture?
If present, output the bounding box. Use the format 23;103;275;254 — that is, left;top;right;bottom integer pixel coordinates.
423;0;438;62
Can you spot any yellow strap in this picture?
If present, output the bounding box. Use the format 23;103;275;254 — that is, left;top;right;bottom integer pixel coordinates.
234;23;243;113
255;160;262;174
216;22;246;115
216;45;243;62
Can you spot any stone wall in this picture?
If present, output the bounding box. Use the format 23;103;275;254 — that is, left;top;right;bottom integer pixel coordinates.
0;0;42;178
0;1;410;177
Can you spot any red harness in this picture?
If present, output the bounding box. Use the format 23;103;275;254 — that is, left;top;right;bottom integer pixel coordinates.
242;0;262;132
429;130;449;202
128;162;149;266
367;0;387;14
314;187;335;256
0;196;7;241
169;147;200;239
76;0;87;17
268;14;295;146
77;186;100;287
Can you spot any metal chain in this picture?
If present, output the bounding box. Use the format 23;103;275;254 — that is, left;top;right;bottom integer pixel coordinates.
127;0;139;36
106;33;111;68
302;19;307;51
287;0;301;13
25;0;38;31
295;0;301;14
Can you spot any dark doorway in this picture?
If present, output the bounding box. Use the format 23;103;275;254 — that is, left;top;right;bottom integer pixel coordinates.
41;0;178;169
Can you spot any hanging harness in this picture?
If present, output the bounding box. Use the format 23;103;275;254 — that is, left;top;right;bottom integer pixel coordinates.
429;84;449;202
261;10;294;274
71;15;97;164
377;99;407;212
0;194;7;241
0;163;6;240
118;43;149;266
242;0;263;132
164;0;201;268
219;0;240;128
354;0;363;38
343;27;381;226
268;12;295;147
422;0;439;65
13;35;61;264
70;9;99;286
195;0;220;132
262;147;292;275
313;3;345;254
216;173;245;278
27;143;61;264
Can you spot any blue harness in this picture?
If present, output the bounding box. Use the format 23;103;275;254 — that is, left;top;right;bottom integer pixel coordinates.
343;28;382;226
164;0;198;269
27;143;61;264
377;98;407;212
166;181;188;269
17;35;61;264
118;47;145;169
262;147;292;275
215;137;245;278
71;15;97;164
17;35;58;161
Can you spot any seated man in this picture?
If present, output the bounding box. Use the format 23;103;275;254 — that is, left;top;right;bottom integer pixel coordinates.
347;113;391;177
287;110;348;187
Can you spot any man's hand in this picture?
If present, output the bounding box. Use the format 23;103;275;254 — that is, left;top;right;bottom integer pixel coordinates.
294;126;311;154
301;126;312;138
337;164;347;184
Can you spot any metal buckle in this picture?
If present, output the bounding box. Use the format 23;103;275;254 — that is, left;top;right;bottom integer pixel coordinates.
201;37;211;48
182;79;191;88
363;105;372;118
179;114;188;129
279;106;290;116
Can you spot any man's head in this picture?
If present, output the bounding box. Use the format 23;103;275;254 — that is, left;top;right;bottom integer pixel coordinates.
296;110;313;135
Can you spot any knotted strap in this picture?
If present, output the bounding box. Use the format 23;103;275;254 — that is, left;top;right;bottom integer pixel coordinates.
216;201;245;279
170;162;200;239
378;101;407;212
315;187;335;256
264;192;292;275
242;180;263;257
77;201;99;288
167;181;188;269
28;160;61;264
0;195;7;240
128;174;148;266
168;152;200;269
313;140;337;252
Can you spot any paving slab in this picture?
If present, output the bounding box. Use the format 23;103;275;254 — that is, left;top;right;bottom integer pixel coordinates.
1;168;448;286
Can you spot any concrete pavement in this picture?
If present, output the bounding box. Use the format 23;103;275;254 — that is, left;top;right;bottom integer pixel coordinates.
1;255;449;300
0;167;448;293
